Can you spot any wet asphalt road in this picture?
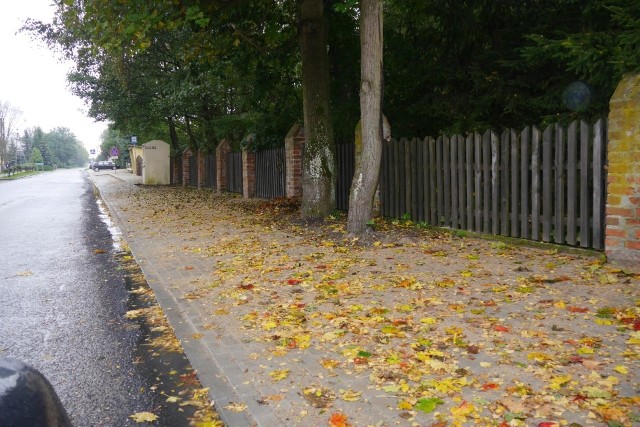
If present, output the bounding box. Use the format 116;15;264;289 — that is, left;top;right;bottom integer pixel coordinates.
0;169;162;426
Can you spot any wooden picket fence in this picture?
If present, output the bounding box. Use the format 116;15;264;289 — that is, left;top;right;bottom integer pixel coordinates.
375;119;607;250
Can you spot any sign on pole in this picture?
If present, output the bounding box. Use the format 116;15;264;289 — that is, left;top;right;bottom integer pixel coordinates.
110;147;119;157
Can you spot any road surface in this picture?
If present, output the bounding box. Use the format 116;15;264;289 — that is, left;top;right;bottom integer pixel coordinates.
0;169;188;426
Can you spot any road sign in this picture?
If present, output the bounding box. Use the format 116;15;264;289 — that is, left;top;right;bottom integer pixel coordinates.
110;147;119;157
131;136;137;144
90;149;96;155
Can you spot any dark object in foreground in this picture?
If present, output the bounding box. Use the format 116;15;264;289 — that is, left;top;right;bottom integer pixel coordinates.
0;357;72;427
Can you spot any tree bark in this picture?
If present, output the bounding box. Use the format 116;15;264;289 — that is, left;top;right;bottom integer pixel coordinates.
346;0;383;234
297;0;336;219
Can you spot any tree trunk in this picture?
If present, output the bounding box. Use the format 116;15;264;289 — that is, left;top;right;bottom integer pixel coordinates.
346;0;383;234
167;116;180;153
297;0;336;218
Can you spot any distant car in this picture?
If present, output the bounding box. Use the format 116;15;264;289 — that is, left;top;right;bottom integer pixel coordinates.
93;161;116;171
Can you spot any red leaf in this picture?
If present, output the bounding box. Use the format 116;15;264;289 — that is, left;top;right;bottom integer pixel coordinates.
287;278;302;285
538;423;559;427
481;382;499;391
329;411;350;427
567;306;589;313
494;325;510;332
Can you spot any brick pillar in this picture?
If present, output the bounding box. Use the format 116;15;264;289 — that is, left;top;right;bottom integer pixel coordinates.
605;73;640;267
171;155;181;185
216;139;231;192
182;148;192;187
242;149;256;199
197;148;206;189
285;124;304;198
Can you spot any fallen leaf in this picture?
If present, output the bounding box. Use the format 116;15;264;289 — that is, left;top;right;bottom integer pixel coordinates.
269;369;289;381
415;397;444;413
329;411;350;427
129;412;158;423
340;389;361;402
224;402;248;412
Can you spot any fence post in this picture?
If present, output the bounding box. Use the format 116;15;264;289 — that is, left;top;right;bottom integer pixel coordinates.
182;148;192;187
216;139;231;193
242;148;256;199
285;124;304;198
605;73;640;267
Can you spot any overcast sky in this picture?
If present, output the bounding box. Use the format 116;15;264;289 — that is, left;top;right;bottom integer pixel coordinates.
0;1;107;154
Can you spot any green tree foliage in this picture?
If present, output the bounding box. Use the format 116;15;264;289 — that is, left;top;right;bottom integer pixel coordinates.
45;127;89;167
30;148;43;164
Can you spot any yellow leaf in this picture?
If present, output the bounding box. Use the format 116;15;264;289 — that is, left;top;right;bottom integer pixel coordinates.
166;396;180;403
295;334;311;349
553;301;566;309
549;374;572;390
125;309;144;319
627;332;640;345
341;389;361;402
527;352;553;362
263;320;277;330
398;400;413;410
420;317;438;325
320;359;340;369
451;401;475;422
224;402;248;412
577;346;595;355
269;369;290;381
614;365;628;375
129;412;159;423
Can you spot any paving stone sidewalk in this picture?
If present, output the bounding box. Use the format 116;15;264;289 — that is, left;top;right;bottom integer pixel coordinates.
89;170;639;427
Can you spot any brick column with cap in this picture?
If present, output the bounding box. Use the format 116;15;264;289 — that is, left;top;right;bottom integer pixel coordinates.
285;124;304;198
605;73;640;267
182;148;193;187
242;149;256;198
216;139;231;193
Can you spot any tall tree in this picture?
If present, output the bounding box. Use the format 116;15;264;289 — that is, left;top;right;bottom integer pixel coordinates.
346;0;383;234
298;0;336;218
0;101;21;169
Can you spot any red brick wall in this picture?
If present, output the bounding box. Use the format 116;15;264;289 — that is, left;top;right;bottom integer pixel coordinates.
285;124;304;198
605;74;640;266
182;148;192;187
242;150;256;198
197;149;207;189
216;140;231;192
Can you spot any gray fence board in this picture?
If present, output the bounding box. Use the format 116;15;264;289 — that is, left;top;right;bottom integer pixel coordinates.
474;133;482;232
510;130;520;237
520;127;530;239
531;126;541;241
554;125;566;244
542;125;553;242
592;119;606;250
500;129;510;236
567;122;578;245
580;120;590;248
451;136;459;229
466;134;474;230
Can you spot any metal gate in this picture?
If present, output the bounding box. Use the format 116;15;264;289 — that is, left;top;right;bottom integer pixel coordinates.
189;155;198;187
205;153;217;189
227;152;243;194
255;147;285;198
